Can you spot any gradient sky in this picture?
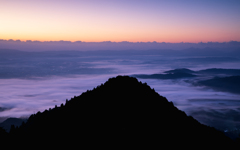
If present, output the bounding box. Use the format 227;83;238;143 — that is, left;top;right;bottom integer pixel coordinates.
0;0;240;43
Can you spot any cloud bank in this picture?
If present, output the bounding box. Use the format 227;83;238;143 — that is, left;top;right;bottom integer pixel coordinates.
1;39;240;51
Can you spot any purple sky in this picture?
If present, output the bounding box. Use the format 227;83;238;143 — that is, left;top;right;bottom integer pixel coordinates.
1;0;240;42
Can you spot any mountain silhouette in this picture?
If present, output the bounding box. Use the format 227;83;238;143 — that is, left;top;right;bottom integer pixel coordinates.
0;118;27;132
135;68;240;78
1;76;237;149
197;76;240;94
197;68;240;75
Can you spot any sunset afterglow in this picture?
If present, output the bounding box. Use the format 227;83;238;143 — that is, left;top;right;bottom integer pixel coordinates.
1;0;240;42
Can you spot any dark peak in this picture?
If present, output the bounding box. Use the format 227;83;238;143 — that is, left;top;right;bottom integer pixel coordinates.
105;75;138;85
4;75;236;148
67;75;168;108
104;75;148;89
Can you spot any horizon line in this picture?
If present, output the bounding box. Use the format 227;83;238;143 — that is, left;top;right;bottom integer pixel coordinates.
1;39;240;44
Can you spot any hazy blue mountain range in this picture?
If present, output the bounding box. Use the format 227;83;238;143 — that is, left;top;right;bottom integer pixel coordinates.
196;76;240;94
133;68;240;94
1;49;240;79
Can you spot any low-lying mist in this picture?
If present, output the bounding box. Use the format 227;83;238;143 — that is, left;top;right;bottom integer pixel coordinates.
0;48;240;138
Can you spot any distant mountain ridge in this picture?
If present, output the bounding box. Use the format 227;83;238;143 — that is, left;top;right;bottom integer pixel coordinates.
0;118;26;132
1;40;240;51
0;76;238;148
163;68;240;75
197;76;240;94
133;68;240;94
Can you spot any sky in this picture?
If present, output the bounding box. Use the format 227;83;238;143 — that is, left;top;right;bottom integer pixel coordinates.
1;0;240;43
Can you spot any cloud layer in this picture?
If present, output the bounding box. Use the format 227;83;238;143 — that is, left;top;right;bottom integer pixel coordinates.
0;48;240;138
1;40;240;51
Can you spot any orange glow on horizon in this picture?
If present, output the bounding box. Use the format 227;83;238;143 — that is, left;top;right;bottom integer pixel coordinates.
1;38;239;44
1;1;240;43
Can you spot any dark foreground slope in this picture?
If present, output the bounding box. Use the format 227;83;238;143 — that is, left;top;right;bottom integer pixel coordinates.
2;76;237;148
